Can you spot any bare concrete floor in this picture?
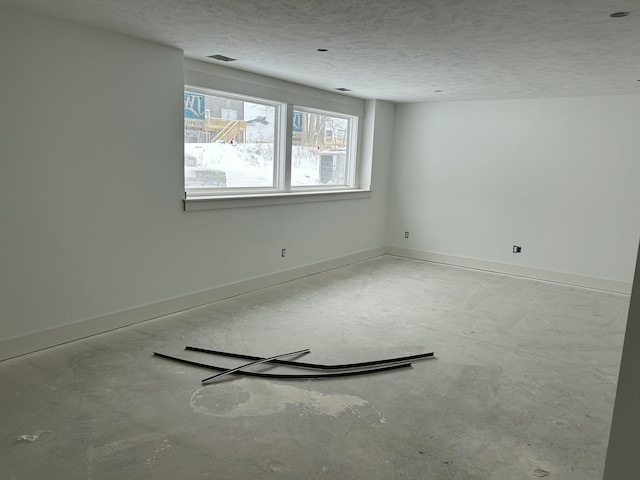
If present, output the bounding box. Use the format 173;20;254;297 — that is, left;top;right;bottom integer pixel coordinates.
0;256;630;479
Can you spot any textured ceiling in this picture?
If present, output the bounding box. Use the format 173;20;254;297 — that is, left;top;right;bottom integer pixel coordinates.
2;0;640;102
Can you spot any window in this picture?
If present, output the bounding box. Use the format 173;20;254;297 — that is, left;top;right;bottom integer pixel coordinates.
184;85;359;201
184;87;281;192
291;108;355;187
220;108;238;120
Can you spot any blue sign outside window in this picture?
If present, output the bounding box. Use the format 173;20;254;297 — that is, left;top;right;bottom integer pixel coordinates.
184;93;205;119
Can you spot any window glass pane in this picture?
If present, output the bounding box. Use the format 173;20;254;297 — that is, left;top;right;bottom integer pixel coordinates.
184;89;277;190
291;109;351;187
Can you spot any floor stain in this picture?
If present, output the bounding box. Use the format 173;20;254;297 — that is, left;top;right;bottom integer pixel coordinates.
190;378;384;422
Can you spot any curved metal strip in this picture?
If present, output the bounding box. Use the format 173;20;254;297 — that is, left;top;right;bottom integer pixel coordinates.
201;348;310;384
185;346;434;370
153;351;412;380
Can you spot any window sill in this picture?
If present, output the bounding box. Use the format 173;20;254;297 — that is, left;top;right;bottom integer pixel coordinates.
183;189;372;211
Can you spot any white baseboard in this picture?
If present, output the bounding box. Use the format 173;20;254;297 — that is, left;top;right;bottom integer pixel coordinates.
386;246;632;295
0;247;386;362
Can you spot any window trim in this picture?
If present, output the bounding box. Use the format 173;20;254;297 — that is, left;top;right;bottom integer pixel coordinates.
183;61;371;211
184;188;372;211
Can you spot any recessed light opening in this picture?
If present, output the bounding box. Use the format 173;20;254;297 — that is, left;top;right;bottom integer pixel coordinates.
335;88;352;92
317;48;329;52
610;11;630;18
207;54;237;62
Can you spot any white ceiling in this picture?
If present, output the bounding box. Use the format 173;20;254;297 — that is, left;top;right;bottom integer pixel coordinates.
2;0;640;102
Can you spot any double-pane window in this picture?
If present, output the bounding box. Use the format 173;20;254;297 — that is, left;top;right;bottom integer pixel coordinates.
184;86;358;197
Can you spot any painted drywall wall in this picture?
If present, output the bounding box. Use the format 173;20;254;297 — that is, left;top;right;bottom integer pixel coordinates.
0;7;392;346
603;242;640;479
388;97;640;285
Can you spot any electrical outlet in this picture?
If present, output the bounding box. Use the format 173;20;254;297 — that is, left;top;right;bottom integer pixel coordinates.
281;248;286;258
513;245;522;253
404;231;409;239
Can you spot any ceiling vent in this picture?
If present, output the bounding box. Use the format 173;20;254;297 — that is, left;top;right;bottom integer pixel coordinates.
207;54;237;62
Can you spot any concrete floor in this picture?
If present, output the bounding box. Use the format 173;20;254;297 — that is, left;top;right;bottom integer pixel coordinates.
0;256;630;479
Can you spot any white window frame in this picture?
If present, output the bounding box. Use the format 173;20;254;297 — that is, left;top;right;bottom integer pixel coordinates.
183;61;371;211
185;86;286;196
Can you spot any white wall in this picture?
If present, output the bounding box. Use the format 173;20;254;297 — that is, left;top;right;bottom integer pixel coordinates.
603;242;640;478
0;7;393;354
388;97;640;289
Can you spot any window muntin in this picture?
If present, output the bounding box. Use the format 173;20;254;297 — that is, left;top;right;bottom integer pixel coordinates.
184;86;359;198
184;87;281;193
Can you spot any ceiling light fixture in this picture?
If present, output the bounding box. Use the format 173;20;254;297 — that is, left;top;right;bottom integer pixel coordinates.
610;11;630;18
207;54;237;62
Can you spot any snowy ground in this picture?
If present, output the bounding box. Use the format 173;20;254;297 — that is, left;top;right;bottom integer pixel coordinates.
185;142;322;189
